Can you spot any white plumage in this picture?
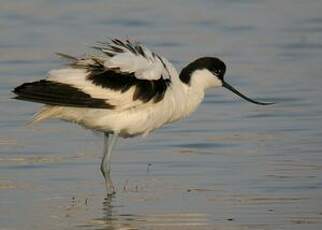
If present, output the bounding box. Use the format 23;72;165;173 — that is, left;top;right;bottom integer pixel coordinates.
14;38;273;195
33;40;214;137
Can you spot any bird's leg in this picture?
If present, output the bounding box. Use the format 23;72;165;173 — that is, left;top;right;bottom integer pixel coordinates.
100;132;118;195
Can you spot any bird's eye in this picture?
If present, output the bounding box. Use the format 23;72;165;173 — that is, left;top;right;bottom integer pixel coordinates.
213;70;220;75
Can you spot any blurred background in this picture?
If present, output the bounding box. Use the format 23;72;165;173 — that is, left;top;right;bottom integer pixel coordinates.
1;0;322;229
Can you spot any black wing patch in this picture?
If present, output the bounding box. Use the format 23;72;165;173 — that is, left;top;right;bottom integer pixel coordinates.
87;70;170;103
57;39;172;103
13;80;114;109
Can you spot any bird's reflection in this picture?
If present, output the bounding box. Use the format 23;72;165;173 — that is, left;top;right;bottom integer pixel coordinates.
102;195;115;222
95;195;138;230
79;193;210;229
97;195;118;230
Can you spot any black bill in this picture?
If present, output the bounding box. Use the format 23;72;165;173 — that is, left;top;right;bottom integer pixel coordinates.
222;81;274;105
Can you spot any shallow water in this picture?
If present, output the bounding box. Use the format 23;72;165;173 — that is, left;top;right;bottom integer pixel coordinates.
1;0;322;229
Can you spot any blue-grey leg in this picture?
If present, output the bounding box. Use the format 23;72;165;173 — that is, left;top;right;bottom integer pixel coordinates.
100;132;118;195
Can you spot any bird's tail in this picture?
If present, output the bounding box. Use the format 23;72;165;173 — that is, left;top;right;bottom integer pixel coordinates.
27;106;62;125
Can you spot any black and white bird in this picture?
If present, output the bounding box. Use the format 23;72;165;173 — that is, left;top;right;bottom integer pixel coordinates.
13;38;273;195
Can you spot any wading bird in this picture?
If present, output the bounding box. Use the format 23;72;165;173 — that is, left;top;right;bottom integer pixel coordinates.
13;39;273;195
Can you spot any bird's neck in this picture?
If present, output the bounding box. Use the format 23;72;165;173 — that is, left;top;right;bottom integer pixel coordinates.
177;69;222;119
174;79;206;120
168;68;220;121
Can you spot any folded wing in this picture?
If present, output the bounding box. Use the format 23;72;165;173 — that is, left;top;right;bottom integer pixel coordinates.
14;80;114;108
13;39;176;110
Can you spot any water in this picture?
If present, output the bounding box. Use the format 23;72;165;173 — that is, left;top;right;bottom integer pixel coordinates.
1;0;322;229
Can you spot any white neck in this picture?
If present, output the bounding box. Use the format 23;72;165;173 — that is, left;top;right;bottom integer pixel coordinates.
174;69;222;119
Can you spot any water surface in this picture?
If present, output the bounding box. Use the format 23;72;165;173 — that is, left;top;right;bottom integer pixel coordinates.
1;0;322;229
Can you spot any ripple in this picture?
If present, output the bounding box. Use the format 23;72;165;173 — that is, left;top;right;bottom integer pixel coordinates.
173;142;237;149
83;212;210;229
97;19;152;27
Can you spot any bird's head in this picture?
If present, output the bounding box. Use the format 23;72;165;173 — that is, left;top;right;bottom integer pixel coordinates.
179;57;274;105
